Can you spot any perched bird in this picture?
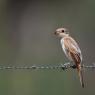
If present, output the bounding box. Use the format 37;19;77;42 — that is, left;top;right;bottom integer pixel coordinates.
54;28;84;88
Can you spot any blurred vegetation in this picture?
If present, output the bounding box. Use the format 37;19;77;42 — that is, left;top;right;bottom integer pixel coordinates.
0;0;95;95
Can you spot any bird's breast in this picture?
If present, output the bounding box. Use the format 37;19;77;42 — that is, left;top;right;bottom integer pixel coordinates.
60;38;74;61
60;38;69;58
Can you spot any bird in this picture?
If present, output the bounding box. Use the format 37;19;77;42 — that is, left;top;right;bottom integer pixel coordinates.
54;27;84;88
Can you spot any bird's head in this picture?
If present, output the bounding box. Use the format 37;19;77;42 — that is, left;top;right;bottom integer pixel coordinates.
54;28;69;38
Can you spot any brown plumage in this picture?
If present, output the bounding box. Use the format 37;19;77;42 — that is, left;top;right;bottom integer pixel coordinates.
64;37;84;88
55;28;84;88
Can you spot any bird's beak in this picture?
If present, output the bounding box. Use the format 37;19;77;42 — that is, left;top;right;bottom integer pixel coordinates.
54;31;58;35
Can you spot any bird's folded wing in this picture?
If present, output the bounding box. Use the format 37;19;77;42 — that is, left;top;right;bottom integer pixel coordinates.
64;37;81;63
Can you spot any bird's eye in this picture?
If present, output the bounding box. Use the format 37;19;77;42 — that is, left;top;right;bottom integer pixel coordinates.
61;30;64;32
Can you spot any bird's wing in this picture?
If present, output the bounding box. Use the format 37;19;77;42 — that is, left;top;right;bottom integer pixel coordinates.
64;36;82;63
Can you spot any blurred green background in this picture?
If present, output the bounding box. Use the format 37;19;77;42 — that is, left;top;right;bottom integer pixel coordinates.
0;0;95;95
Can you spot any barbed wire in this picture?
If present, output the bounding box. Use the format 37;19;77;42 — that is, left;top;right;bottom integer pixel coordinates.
0;63;95;70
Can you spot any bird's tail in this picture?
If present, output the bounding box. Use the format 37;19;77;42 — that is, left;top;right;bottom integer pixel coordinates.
77;64;84;88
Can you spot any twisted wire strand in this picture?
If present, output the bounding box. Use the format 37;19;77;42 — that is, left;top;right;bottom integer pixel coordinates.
0;63;94;70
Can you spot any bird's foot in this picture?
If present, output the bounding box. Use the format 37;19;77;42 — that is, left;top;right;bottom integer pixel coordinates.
61;62;71;70
61;62;77;70
64;62;71;66
71;65;77;69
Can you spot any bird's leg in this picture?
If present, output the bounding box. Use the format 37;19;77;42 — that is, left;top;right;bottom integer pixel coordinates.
64;62;71;67
63;61;74;67
71;64;77;69
61;62;71;70
69;61;77;69
61;61;77;70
